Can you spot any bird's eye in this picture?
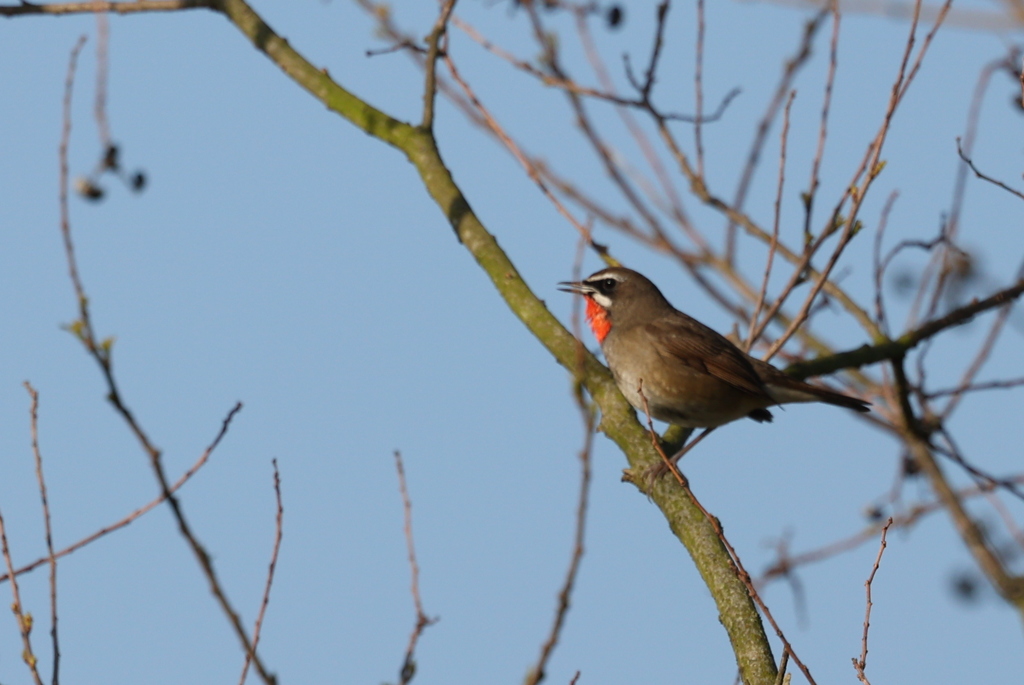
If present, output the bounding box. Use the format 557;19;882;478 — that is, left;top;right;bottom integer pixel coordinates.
601;278;617;291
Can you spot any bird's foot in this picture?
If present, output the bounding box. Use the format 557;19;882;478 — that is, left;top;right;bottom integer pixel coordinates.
641;459;688;491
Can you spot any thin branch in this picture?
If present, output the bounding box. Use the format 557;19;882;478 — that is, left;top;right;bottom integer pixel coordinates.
784;278;1024;378
452;15;643;109
529;6;675;254
758;0;951;354
394;451;437;685
801;2;840;249
239;459;284;685
725;9;828;264
934;428;1024;503
871;191;901;335
762;216;856;361
0;508;45;685
940;55;1010;266
746;90;795;351
59;34;88;314
852;517;893;685
56;21;272;676
525;374;594;685
892;358;1024;612
0;0;208;16
440;48;603;257
25;383;61;685
759;475;1024;584
1;405;236;585
421;0;456;131
93;12;111;148
572;10;696;241
956;137;1024;203
939;283;1016;420
694;0;706;178
632;0;670;102
924;376;1024;399
757;0;944;358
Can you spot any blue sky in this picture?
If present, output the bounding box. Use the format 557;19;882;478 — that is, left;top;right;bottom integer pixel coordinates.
2;1;1023;683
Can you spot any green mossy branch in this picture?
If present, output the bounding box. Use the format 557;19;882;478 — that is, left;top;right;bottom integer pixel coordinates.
216;0;777;680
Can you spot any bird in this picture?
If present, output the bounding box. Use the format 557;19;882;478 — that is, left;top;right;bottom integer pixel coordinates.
559;266;869;469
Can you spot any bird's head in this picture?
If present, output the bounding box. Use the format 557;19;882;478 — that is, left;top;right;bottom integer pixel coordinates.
558;267;670;343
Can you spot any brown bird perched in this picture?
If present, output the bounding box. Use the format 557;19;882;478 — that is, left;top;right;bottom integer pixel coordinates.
559;267;869;465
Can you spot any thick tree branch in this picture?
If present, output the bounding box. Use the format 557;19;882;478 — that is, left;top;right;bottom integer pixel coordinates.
209;1;777;681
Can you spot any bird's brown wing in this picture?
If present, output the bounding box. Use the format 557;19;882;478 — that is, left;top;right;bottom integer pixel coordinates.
645;315;770;398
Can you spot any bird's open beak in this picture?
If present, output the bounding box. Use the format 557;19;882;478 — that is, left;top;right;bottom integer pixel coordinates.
558;280;593;295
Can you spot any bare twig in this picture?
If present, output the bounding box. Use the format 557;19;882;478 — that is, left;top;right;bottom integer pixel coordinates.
801;3;840;249
956;137;1024;203
394;451;437;685
939;284;1016;421
759;475;1024;585
239;459;284;685
572;10;696;243
725;9;828;264
1;405;236;585
25;383;61;685
892;359;1024;610
871;191;901;335
93;11;112;150
852;517;893;685
934;429;1024;503
924;376;1024;399
764;0;951;357
59;34;88;311
440;48;599;252
56;21;272;678
694;0;707;178
746;90;795;351
421;0;456;131
0;0;209;16
942;56;1010;253
983;491;1024;555
525;368;594;685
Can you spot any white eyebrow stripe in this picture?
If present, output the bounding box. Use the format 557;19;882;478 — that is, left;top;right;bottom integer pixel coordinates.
584;272;623;286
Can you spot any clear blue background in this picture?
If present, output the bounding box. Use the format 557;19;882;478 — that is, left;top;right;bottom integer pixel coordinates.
1;1;1022;683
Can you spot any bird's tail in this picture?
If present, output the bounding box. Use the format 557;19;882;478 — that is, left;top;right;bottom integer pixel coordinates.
766;376;870;413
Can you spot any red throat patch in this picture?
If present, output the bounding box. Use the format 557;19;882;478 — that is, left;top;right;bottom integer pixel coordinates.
585;296;612;344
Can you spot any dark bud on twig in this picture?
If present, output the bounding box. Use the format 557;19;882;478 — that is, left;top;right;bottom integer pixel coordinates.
606;5;624;29
863;505;886;523
74;177;105;202
131;171;147;192
103;143;120;171
901;452;921;477
949;570;981;604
